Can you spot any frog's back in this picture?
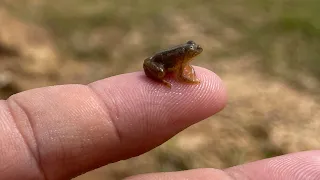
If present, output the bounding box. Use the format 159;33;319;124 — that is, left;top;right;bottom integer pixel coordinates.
151;44;186;65
154;43;186;56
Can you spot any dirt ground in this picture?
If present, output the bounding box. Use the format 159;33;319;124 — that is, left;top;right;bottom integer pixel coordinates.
0;1;319;179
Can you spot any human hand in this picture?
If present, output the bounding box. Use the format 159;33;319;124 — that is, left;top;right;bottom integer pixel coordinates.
0;67;319;180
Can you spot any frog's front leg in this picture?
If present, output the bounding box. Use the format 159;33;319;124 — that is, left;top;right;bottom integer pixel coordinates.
176;64;200;84
143;59;171;88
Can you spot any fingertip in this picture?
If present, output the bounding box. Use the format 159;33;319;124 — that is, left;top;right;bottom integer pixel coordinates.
87;67;227;159
225;150;320;180
90;66;227;135
193;66;228;111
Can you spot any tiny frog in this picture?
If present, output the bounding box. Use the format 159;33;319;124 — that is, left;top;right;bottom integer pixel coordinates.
143;40;203;88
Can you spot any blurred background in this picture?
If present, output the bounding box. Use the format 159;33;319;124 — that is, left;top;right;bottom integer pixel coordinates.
0;0;320;179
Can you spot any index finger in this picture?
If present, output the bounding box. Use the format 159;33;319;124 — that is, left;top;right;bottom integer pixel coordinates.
0;66;226;179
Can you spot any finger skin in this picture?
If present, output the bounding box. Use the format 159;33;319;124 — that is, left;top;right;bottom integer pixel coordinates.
125;151;320;180
225;150;320;180
125;168;233;180
0;66;227;180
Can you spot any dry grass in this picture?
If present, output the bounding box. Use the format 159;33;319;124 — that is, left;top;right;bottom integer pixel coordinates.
0;0;319;179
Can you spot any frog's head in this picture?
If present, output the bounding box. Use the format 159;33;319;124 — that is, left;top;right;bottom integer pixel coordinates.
185;40;203;58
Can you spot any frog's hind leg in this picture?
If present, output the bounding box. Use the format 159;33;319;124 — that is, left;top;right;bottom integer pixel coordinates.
143;61;171;88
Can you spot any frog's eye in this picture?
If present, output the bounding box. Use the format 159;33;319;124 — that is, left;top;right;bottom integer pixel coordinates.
189;45;194;50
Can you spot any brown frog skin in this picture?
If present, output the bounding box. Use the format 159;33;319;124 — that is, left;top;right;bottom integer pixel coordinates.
143;40;203;88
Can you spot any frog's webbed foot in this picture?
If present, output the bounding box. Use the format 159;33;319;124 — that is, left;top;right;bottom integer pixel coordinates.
143;60;172;88
177;64;200;84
